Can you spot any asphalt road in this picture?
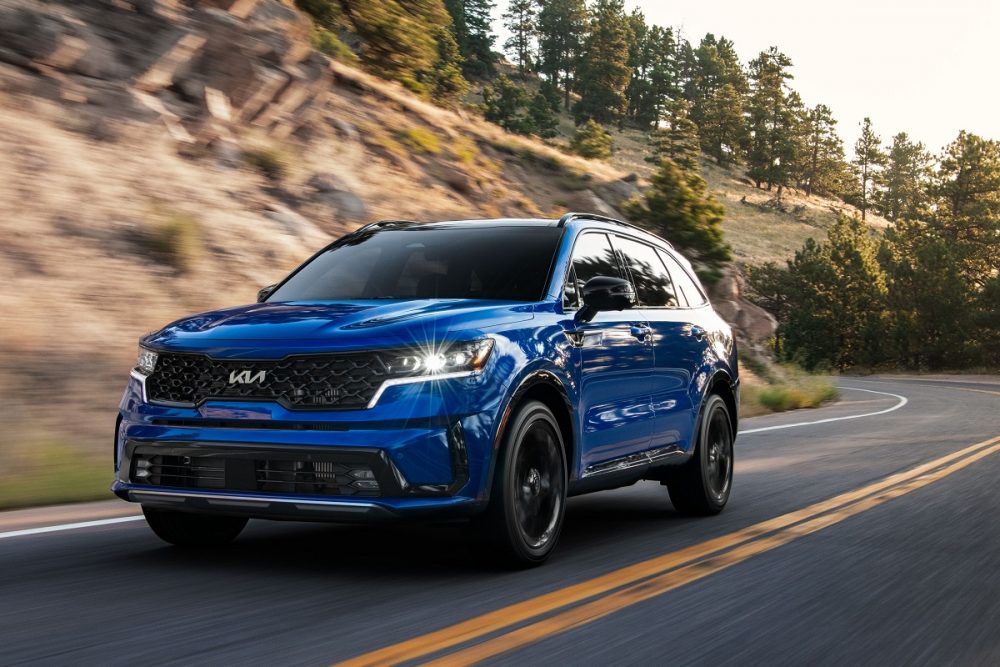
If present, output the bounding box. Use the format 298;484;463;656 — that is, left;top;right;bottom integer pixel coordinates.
1;376;999;666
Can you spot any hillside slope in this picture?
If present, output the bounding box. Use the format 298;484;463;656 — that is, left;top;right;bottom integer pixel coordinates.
0;0;847;506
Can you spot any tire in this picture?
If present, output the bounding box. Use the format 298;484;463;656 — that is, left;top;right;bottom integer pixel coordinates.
142;507;248;547
667;393;734;516
477;400;568;567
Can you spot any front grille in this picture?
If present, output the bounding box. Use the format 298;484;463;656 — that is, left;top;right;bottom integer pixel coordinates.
145;351;390;409
129;444;396;497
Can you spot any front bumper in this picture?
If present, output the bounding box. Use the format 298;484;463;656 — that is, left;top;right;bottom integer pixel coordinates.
112;482;479;521
116;370;499;520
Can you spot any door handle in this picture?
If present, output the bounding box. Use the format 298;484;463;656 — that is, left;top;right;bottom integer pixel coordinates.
630;325;653;341
689;325;707;340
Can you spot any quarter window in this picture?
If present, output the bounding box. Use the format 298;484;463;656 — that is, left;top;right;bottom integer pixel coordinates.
657;249;708;307
613;236;679;308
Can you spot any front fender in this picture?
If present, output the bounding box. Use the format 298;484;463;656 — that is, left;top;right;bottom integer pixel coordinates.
473;326;578;503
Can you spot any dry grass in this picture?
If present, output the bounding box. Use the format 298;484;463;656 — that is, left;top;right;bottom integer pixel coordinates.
397;126;442;155
739;357;840;418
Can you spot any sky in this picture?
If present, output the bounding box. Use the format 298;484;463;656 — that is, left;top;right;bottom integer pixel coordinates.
492;0;1000;155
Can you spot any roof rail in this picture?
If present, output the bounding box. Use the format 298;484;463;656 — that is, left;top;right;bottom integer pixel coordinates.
557;212;673;248
354;219;421;234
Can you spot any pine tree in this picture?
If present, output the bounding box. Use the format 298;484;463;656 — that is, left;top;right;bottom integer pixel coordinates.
700;83;747;165
537;0;588;109
799;104;846;197
502;0;538;77
528;90;559;138
779;216;888;369
571;119;614;158
646;25;678;126
746;47;796;193
430;23;469;104
482;75;533;134
880;219;972;368
851;117;885;221
647;98;700;172
338;0;459;96
931;131;1000;286
624;9;655;126
573;0;631;126
874;132;932;222
625;157;731;283
444;0;496;77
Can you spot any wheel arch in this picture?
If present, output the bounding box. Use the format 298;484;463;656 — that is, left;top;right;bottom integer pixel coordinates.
485;370;576;503
705;370;738;437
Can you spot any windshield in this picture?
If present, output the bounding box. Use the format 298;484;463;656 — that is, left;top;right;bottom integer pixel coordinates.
269;225;562;302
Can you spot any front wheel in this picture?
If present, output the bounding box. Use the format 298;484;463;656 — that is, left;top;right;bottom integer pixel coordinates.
142;507;248;546
667;393;734;515
477;400;567;567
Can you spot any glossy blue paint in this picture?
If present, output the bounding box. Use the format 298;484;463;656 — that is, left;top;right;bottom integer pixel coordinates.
114;217;738;520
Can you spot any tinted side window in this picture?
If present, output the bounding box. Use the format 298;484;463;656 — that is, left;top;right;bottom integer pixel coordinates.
614;236;679;308
657;249;707;307
564;232;622;308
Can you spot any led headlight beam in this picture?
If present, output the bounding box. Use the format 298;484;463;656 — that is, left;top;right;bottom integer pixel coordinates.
368;339;494;408
136;347;159;375
130;345;158;403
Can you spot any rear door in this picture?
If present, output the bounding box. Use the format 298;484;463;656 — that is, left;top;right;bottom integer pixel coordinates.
564;232;654;473
614;235;707;453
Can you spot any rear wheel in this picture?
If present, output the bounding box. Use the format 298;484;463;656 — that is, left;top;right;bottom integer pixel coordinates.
667;393;734;515
477;400;567;567
142;507;248;546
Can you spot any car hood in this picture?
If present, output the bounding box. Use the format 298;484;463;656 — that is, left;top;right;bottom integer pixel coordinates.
144;299;535;354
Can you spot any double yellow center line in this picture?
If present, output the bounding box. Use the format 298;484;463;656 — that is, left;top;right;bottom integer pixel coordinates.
339;434;1000;666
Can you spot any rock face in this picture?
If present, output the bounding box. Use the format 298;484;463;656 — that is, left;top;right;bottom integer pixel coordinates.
595;175;642;211
0;0;331;140
709;266;778;344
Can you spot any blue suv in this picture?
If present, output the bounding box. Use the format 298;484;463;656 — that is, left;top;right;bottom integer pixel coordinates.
114;213;738;565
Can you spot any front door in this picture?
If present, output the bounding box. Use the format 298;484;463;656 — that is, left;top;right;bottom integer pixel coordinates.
563;232;654;475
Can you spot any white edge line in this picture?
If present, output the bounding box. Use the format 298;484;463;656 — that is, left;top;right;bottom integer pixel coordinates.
0;515;144;540
739;386;908;435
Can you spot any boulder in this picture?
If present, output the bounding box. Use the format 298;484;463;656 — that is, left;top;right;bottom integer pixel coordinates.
264;204;323;240
307;172;349;193
428;163;474;195
737;300;778;343
315;190;367;221
709;265;742;303
596;176;641;209
307;173;367;220
566;190;621;219
708;266;777;344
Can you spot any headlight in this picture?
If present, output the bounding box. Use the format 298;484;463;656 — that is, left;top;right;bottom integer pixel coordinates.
136;347;159;375
386;339;494;377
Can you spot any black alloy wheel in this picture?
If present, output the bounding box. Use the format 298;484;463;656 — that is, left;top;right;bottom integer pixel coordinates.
667;393;734;515
478;400;567;566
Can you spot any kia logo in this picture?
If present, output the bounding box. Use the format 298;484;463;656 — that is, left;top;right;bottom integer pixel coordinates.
229;370;266;385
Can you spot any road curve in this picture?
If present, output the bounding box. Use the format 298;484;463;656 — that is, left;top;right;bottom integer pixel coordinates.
1;376;998;666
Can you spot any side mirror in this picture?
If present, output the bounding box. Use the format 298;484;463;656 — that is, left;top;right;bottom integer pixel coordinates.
257;284;277;303
576;276;636;323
